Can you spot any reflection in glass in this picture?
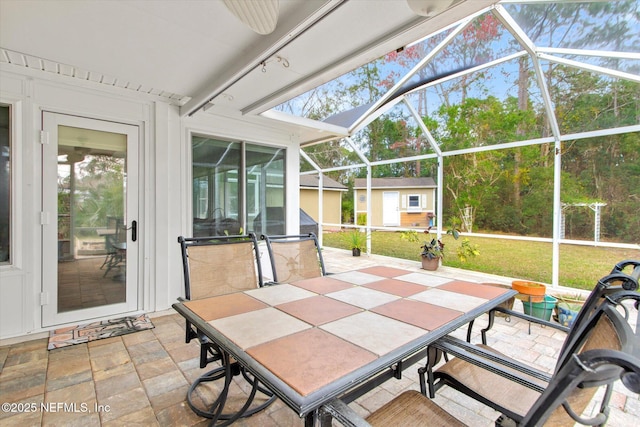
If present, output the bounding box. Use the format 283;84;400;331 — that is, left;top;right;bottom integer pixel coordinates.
191;138;286;237
57;125;127;312
545;62;640;134
246;144;286;236
0;105;10;264
504;2;640;53
191;137;242;236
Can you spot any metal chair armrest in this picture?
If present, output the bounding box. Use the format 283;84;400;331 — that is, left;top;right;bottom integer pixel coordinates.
479;307;569;345
321;399;372;427
433;335;551;391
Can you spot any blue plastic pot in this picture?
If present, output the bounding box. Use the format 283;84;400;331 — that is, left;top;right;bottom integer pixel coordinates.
557;304;581;328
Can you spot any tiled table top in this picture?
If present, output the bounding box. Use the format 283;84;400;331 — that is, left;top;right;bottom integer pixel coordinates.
174;266;515;417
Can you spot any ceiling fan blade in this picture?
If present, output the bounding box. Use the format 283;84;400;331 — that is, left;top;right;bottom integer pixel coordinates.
223;0;279;35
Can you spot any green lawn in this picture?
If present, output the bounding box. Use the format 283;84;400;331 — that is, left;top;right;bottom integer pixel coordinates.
322;231;639;290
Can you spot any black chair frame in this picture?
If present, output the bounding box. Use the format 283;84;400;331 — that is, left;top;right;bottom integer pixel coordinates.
423;296;638;423
321;348;640;427
177;234;275;422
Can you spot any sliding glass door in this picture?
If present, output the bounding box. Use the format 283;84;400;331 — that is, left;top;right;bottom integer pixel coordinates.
191;136;285;237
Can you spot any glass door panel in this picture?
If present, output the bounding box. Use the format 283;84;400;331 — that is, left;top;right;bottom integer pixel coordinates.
43;113;139;327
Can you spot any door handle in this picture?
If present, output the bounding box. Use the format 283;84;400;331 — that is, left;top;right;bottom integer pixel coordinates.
131;220;137;242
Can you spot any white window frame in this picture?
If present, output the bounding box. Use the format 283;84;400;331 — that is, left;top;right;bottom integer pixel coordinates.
0;99;21;270
407;193;422;213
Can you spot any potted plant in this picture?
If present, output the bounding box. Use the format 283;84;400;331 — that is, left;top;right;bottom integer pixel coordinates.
345;228;367;256
420;237;445;271
402;226;473;271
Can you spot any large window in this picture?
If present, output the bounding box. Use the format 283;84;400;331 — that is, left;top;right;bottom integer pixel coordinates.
0;105;10;264
191;136;285;237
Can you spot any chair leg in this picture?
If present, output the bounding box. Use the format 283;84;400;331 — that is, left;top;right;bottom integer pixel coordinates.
466;319;475;342
419;346;444;398
187;365;230;420
481;311;497;345
187;359;276;422
100;252;113;269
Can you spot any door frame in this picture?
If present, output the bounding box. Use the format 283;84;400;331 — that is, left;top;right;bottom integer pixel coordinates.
41;112;141;327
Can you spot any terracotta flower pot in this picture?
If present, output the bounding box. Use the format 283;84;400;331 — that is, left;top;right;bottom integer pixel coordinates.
421;256;440;271
512;280;546;303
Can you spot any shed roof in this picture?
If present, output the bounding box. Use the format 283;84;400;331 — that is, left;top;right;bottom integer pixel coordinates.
300;174;347;191
354;177;436;189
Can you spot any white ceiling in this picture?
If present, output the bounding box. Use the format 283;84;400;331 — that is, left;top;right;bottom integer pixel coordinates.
0;0;495;131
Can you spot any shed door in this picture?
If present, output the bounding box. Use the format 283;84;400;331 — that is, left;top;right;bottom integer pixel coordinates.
382;191;400;226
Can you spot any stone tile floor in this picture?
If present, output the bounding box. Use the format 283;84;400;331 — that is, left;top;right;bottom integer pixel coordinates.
0;248;638;426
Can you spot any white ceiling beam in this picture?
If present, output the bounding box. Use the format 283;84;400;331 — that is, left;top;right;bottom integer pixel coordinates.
180;0;347;118
538;53;640;82
241;14;429;115
537;47;640;60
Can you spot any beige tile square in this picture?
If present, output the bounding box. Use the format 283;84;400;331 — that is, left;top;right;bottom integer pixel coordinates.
326;287;400;309
321;311;425;356
245;284;316;306
410;288;487;312
211;307;311;349
330;271;382;285
395;273;452;287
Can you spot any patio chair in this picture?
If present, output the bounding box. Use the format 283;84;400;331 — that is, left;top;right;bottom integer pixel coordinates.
421;292;639;424
322;343;640;426
99;216;119;269
260;233;327;283
102;219;127;278
177;234;275;420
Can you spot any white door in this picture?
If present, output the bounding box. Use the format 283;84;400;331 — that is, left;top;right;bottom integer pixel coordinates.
42;113;140;327
382;191;400;226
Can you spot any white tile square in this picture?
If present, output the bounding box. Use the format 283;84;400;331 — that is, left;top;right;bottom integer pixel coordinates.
395;273;452;287
321;311;425;356
211;307;311;349
330;271;382;285
245;284;316;306
327;287;399;309
409;288;487;312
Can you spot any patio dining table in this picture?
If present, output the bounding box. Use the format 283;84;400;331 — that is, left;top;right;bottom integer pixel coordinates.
172;266;516;425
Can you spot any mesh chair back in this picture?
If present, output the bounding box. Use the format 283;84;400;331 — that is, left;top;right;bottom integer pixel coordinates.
179;234;263;301
556;271;638;363
104;216;121;250
262;233;325;283
106;216;119;233
115;219;127;245
521;302;637;426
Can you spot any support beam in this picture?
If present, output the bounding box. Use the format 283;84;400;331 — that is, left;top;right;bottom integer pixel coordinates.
181;0;347;118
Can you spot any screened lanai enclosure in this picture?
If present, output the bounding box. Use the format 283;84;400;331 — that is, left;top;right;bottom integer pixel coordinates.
1;0;640;339
262;0;640;286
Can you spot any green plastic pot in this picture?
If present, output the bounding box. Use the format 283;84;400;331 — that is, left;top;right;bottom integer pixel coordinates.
522;295;557;321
